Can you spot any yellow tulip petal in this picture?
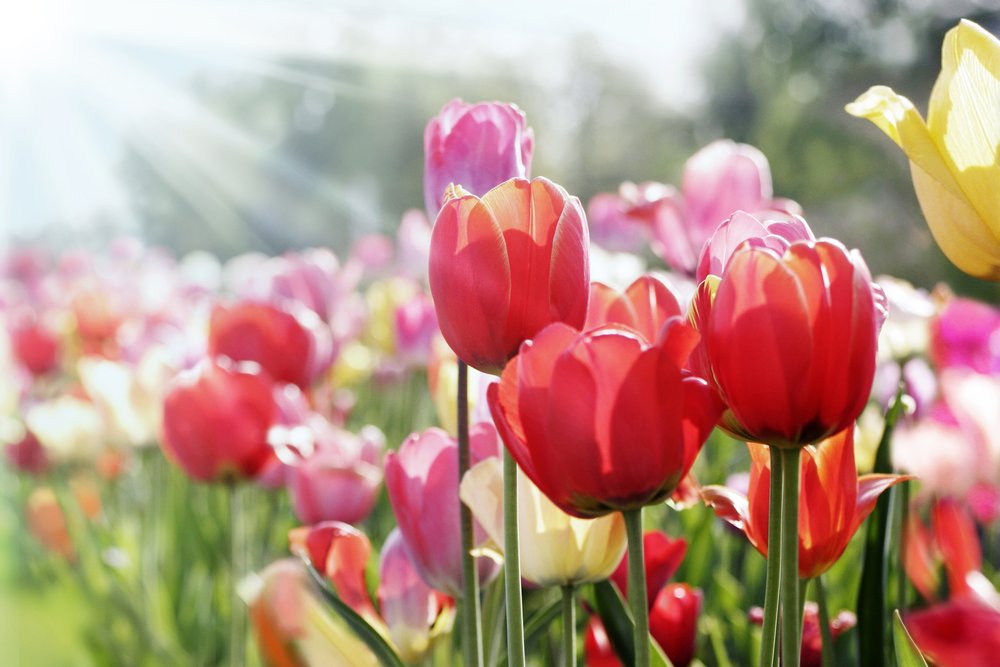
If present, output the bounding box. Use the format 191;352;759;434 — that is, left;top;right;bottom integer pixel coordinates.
927;19;1000;236
846;85;965;201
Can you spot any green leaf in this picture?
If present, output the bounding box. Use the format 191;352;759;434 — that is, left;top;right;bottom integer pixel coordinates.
857;384;908;667
304;561;406;667
593;580;675;667
497;592;561;666
892;611;928;667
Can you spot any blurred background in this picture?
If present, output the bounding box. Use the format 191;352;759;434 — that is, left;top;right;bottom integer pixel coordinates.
3;0;999;298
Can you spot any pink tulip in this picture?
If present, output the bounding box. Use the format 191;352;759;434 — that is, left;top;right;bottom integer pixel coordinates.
695;210;814;282
289;521;379;621
10;319;60;376
288;420;384;526
648;140;800;275
385;425;501;596
423;99;534;218
585;183;660;253
930;296;1000;374
394;293;439;367
378;528;454;662
906;599;1000;667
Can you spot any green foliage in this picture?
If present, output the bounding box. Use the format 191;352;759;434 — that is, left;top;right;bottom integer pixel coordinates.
892;611;928;667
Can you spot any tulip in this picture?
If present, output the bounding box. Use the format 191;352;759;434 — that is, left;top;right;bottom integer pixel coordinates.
26;487;75;560
609;531;688;609
10;320;60;375
459;457;627;587
585;274;682;342
384;425;501;596
583;584;702;667
906;599;1000;667
489;320;723;519
644;141;800;275
847;20;1000;280
585;183;659;253
428;177;590;374
288;420;384;526
288;521;379;622
378;529;455;664
929;296;1000;374
161;359;276;482
25;394;106;463
4;429;50;475
209;301;332;389
701;428;908;578
694;210;815;283
423;99;534;219
244;559;380;667
749;603;857;667
702;237;883;448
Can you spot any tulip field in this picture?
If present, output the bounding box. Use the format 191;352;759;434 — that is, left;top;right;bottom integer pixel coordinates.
3;15;1000;667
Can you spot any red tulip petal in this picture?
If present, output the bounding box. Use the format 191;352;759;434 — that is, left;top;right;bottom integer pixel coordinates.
906;600;1000;667
548;193;590;330
932;497;983;597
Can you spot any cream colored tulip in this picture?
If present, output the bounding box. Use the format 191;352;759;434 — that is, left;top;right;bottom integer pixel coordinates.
847;20;1000;280
460;458;627;588
26;395;105;462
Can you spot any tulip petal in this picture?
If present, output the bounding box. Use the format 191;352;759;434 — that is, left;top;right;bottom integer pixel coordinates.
701;484;751;534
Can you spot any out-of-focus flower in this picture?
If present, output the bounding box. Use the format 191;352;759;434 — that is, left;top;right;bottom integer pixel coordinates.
906;599;1000;667
460;457;626;587
700;236;883;448
876;276;935;363
393;294;438;368
4;429;50;475
288;420;384;526
609;531;688;609
378;529;455;664
847;20;1000;280
160;359;276;483
892;370;1000;519
584;583;703;667
905;497;987;602
243;558;380;667
77;356;165;447
694;210;814;283
26;487;75;560
489;321;722;518
384;425;501;596
702;429;907;578
25;394;106;463
423;99;533;219
749;603;857;667
647;141;800;275
929;295;1000;374
209;302;332;390
429;178;589;374
587;245;649;295
425;338;492;435
9;319;60;375
396;210;433;280
585;274;682;342
585;182;658;253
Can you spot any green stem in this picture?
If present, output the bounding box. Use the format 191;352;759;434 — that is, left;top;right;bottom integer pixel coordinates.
228;483;246;667
504;450;526;667
759;446;784;667
623;508;650;667
561;584;576;667
814;576;836;667
779;447;802;667
458;361;484;667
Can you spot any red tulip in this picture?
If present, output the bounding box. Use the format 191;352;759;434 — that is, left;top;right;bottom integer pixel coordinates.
289;521;379;622
584;584;703;667
585;274;682;342
424;99;534;218
10;320;60;375
609;531;688;608
749;602;856;667
649;584;702;667
904;497;984;601
428;177;590;374
906;599;1000;667
4;430;50;476
703;237;883;447
702;428;907;578
209;301;331;389
488;320;723;518
384;425;501;596
160;359;276;482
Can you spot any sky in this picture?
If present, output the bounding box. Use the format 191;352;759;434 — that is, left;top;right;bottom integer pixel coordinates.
0;0;745;239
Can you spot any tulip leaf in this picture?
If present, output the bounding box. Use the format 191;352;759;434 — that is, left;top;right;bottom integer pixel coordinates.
593;580;675;667
892;611;928;667
497;593;561;666
857;384;908;667
304;561;406;667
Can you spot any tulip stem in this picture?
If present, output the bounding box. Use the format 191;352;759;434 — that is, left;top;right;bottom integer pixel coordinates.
457;361;485;667
779;447;802;667
503;449;527;667
759;446;784;667
814;576;836;667
623;508;650;667
228;482;246;667
561;584;576;667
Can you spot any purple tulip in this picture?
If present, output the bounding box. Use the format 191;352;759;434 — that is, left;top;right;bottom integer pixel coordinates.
423;99;534;219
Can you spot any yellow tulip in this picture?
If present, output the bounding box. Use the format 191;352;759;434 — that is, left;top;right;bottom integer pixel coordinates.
460;458;627;588
846;19;1000;280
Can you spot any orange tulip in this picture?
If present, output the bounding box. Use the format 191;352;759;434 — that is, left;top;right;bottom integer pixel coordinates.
702;428;908;578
